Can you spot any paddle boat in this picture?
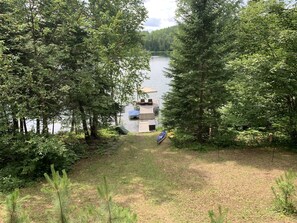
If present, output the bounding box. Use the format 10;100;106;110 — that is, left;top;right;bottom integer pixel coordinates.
157;130;167;144
128;110;140;119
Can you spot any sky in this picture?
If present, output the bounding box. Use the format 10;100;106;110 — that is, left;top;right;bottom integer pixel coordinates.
143;0;177;31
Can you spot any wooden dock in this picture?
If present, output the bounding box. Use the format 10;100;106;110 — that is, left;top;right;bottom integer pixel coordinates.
139;120;156;133
139;105;155;120
138;104;157;132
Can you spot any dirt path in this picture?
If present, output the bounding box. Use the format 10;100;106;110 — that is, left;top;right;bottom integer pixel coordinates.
1;133;297;222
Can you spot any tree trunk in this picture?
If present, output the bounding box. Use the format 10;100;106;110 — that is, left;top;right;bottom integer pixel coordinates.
42;116;48;134
36;118;40;134
12;113;19;134
79;102;90;141
71;111;75;132
114;113;118;126
287;95;297;143
90;112;99;139
197;69;205;143
20;118;24;133
52;119;55;134
23;118;28;134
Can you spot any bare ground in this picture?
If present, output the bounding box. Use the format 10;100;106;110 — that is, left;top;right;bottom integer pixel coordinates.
1;133;297;222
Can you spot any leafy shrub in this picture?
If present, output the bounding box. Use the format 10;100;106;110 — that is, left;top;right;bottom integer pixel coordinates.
169;130;196;148
0;134;78;192
0;175;26;193
237;129;269;146
272;170;297;214
208;205;229;223
100;128;120;140
211;129;238;148
59;133;87;158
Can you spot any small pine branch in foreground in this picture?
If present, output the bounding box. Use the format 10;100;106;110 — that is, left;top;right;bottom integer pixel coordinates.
272;170;297;214
43;164;71;223
208;205;229;223
5;189;29;223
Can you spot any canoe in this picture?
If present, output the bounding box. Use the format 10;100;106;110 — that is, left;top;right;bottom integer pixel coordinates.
115;126;129;135
157;130;167;144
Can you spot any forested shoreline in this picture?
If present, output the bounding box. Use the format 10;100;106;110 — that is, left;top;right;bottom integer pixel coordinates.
142;26;177;55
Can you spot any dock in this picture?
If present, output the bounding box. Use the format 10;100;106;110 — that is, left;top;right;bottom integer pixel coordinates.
137;101;157;132
139;105;155;120
139;120;156;133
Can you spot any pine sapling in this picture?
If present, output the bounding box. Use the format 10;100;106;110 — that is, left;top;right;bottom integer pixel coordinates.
5;189;29;223
43;164;71;223
272;170;297;214
208;205;229;223
97;176;113;223
96;176;137;223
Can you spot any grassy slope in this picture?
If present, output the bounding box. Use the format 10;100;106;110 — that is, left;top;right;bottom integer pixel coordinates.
1;133;297;222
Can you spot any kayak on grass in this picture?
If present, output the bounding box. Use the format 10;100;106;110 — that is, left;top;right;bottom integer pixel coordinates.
157;130;167;144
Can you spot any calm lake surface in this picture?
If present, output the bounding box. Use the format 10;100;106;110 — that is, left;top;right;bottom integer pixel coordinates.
120;56;171;132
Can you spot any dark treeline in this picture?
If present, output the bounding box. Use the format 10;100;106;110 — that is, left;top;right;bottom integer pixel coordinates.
142;26;177;54
163;0;297;146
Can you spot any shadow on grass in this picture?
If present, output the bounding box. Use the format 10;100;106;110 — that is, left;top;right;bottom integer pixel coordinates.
194;147;297;172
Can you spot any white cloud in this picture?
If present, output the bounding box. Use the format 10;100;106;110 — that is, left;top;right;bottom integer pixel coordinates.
144;0;177;31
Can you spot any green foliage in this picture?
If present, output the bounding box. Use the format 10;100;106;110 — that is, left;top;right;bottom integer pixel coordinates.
169;130;196;148
227;0;297;144
43;165;71;223
211;129;238;148
143;26;177;54
97;176;113;223
0;134;77;192
59;133;87;158
0;0;149;139
163;0;239;143
100;128;120;140
95;176;137;223
272;170;297;214
5;189;29;223
0;176;25;194
237;129;269;147
208;205;229;223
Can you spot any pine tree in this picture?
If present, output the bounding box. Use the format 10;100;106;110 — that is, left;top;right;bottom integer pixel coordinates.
163;0;238;142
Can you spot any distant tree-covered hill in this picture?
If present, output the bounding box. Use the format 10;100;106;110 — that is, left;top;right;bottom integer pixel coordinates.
143;26;177;54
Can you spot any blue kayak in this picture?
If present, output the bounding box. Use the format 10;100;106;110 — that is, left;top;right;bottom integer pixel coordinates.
157;131;167;144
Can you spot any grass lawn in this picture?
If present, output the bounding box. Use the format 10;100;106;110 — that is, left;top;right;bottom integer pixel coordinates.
1;133;297;222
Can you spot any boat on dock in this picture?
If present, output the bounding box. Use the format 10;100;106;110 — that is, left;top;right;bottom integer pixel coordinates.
128;110;140;119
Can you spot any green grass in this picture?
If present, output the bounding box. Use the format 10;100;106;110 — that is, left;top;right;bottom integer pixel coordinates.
1;133;297;222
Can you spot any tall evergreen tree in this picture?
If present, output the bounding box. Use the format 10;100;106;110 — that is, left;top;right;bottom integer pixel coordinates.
163;0;238;142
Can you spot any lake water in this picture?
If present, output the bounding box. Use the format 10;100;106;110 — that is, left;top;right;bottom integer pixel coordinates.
119;56;171;132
